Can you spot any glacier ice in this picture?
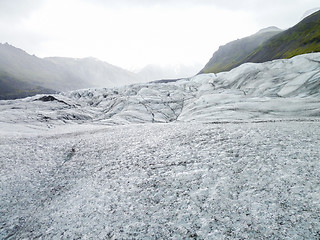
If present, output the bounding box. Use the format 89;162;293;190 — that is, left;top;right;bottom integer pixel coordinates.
1;53;320;239
1;122;320;239
1;53;320;130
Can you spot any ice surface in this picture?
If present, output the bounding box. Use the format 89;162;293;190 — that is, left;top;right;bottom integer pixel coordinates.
1;122;320;239
1;53;320;239
1;53;319;131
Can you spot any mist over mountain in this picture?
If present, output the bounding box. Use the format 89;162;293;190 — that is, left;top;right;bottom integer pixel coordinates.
301;7;320;20
0;43;144;99
0;72;56;100
0;43;81;99
201;9;320;74
245;10;320;63
44;57;141;88
200;27;282;74
0;43;204;99
137;63;202;81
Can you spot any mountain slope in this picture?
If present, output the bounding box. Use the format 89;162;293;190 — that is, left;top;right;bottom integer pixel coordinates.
0;43;83;92
200;27;282;74
0;72;55;100
246;10;320;63
0;43;143;99
201;10;320;74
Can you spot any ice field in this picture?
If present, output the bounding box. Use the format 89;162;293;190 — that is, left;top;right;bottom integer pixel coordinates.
1;122;320;239
1;53;320;239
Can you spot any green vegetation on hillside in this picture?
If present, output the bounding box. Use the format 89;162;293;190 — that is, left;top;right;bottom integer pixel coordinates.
201;10;320;74
247;10;320;63
200;28;282;74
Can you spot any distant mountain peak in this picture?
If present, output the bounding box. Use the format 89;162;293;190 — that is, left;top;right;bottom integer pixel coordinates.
1;42;20;50
0;42;37;58
256;26;282;34
301;8;320;20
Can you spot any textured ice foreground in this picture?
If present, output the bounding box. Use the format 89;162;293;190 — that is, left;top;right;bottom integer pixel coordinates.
1;122;320;239
1;53;320;239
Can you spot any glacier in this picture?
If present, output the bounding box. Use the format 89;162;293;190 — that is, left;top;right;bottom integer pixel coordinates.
1;53;320;239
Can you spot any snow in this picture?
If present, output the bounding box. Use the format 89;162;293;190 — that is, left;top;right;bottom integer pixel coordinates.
1;122;320;239
1;53;320;239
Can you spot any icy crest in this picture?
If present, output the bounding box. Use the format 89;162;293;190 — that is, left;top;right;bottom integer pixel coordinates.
1;53;320;131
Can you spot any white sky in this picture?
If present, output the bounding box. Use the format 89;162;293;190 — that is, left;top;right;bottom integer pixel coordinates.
0;0;319;71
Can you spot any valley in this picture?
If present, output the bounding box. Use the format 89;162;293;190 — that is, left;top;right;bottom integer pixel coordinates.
1;53;320;239
1;6;320;238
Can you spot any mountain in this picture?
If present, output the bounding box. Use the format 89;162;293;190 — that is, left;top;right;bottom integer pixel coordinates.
0;72;55;100
201;10;320;74
200;27;282;74
0;43;142;99
0;43;89;91
0;43;82;99
245;10;320;63
44;57;141;88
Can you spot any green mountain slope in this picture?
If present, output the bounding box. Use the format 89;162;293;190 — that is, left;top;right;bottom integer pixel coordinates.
246;10;320;62
201;10;320;74
200;27;282;74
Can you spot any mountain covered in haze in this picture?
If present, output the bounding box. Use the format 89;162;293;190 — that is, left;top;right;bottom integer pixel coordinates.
200;27;282;74
0;43;142;99
300;7;320;20
137;63;202;81
44;57;140;88
0;43;202;100
0;71;56;100
201;9;320;74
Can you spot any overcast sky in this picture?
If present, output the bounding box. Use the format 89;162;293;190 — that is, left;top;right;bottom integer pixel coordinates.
0;0;319;71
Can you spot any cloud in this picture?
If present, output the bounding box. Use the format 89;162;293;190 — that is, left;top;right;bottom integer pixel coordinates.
77;0;304;9
79;0;216;8
0;0;45;21
1;0;319;70
76;0;319;30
